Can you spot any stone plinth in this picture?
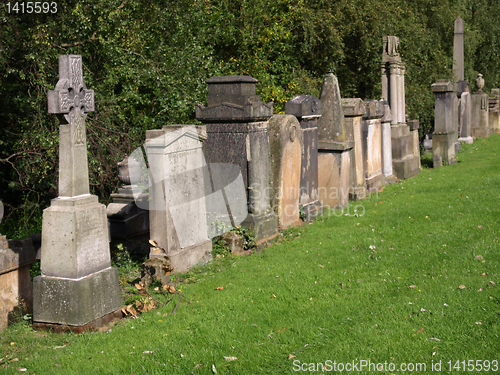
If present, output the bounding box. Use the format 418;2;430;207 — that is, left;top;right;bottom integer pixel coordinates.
34;55;120;329
285;95;323;221
362;100;385;192
317;73;354;207
268;115;303;229
342;98;365;201
431;79;457;167
196;75;277;243
145;125;213;273
0;237;35;331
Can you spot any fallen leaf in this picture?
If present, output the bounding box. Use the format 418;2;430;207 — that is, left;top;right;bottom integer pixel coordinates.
273;293;277;299
10;358;19;362
319;264;325;268
420;308;426;312
478;288;485;292
410;285;417;289
475;322;482;325
53;345;66;349
143;350;153;354
215;287;224;290
430;338;441;342
149;239;158;247
417;327;424;334
490;281;496;287
481;273;487;276
212;364;217;373
135;282;144;291
288;354;296;360
478;225;483;229
444;303;449;306
17;368;27;372
224;356;237;361
458;285;466;289
475;255;484;261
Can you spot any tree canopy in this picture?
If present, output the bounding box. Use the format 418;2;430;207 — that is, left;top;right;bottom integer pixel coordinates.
1;0;499;237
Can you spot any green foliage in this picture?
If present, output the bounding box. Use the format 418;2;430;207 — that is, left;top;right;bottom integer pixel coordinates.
1;0;500;236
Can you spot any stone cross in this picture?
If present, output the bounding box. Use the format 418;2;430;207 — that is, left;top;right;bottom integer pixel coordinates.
453;17;464;82
48;55;94;197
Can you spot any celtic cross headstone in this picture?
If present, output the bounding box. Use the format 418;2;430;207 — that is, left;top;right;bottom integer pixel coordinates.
48;55;94;197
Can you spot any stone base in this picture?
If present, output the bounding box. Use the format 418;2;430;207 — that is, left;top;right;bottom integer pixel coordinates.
300;200;323;222
151;239;212;274
366;173;385;193
242;212;278;243
107;204;149;240
458;136;473;144
393;155;420;179
433;132;457;167
33;309;123;334
384;174;397;184
471;128;490;138
33;267;121;327
349;186;366;201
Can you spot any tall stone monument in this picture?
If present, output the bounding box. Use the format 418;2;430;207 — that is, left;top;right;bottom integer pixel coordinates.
381;36;419;179
317;73;355;206
471;74;490;138
453;17;464;82
33;55;121;330
431;79;458;167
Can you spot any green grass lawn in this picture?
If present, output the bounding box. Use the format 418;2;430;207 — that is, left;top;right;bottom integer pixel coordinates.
1;135;499;374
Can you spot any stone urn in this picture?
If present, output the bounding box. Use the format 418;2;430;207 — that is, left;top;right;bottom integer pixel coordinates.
117;157;142;185
476;73;485;92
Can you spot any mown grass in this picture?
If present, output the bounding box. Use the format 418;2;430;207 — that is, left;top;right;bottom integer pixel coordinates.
1;135;499;374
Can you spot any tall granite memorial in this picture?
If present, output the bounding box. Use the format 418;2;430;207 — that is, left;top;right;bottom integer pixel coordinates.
196;76;278;243
33;55;121;330
381;36;419;179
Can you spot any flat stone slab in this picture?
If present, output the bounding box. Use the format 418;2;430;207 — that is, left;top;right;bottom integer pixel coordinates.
33;309;123;334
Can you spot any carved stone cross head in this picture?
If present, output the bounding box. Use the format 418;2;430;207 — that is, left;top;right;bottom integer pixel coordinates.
48;55;94;123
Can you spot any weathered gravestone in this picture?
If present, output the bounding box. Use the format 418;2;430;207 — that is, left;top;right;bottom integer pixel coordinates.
489;88;500;134
317;73;355;206
285;95;323;220
33;55;121;331
458;81;473;144
471;74;490;138
268;115;303;228
196;76;278;243
362;100;385;192
380;100;397;184
0;201;36;331
431;79;458;167
144;125;213;273
381;36;419;179
342;98;366;201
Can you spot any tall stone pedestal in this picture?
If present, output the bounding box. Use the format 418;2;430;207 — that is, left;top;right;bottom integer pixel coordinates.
381;36;419;179
458;81;473;144
489;88;500;134
431;79;457;167
380;100;397;184
471;74;490;138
